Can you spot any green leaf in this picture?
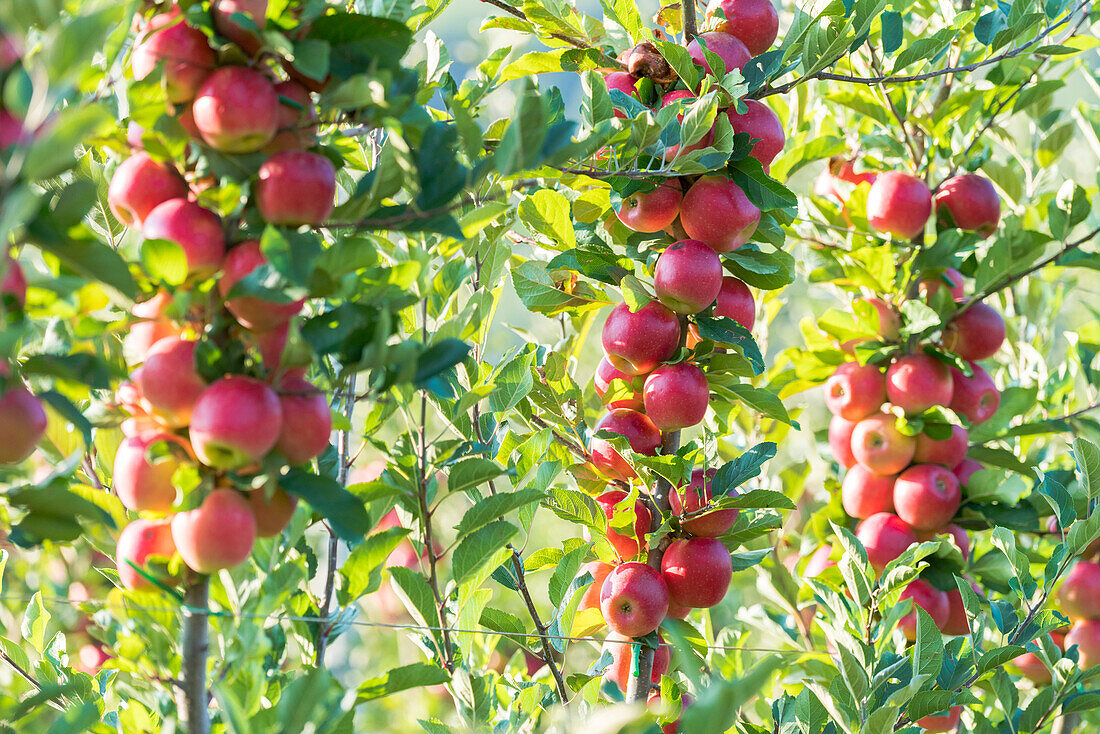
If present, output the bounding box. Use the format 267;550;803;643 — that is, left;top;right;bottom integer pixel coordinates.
548;544;591;608
447;458;507;495
280;469;371;543
727;158;798;212
723;246;795;290
1073;437;1100;499
512;260;612;315
21;593;48;652
913;606;944;678
710;442;778;497
23;353;113;390
24;225;136;301
340;526;411;602
546;488;604;532
356;663;451;702
519;190;575;249
880;11;903;54
695;316;765;374
414;339;472;389
388;566;440;634
451;520;517;582
140;238;188;286
976;644;1027;675
455;488;545;539
722;383;798;427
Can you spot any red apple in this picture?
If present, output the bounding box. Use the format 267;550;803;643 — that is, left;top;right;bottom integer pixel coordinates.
75;643;110;674
594;356;644;411
0;385;47;464
131;12;215;104
601;300;681;376
142;198;227;279
108;153;189;228
580;561;615;611
247;486;298;537
172;488;257;573
218;240;305;330
913;425;969;468
275;375;332;464
190;376;283;470
916;706;962;733
850;414;916;475
934;174;1000;237
617;183;683;233
855;512;917;569
852;296;901;343
1;257;25;308
124;290;179;361
654;239;723;314
192;66;279;153
212;0;267;54
727;99;784;171
1067;619;1100;670
255;151;336;227
886;353;954;414
687;31;750;76
919;267;966;300
940;580;980;636
669;468;739;537
940;524;971;557
866;171;931;240
600;561;669;637
941;301;1005;361
948;361;999;425
680;176;760;252
604;72;640;119
1014;631;1066;684
824;361;887;420
893;464;961;531
597;489;652;560
1058;560;1100;620
0;109;24;150
952;457;983;487
829;415;858;469
715;276;755;330
263;80;317;153
0;33;21;72
116;518;176;591
606;634;669;692
815;159;877;202
805;545;837;578
113;433;183;513
898;578;950;640
589;410;662;481
137;336;206;428
841;464;896;519
660;90;715;160
706;0;779;56
643;362;709;431
661;537;732;608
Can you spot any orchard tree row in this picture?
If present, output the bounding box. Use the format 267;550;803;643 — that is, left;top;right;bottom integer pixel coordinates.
0;0;1098;732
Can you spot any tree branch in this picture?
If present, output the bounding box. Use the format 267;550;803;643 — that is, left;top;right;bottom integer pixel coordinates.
683;0;699;42
509;547;570;704
180;578;210;734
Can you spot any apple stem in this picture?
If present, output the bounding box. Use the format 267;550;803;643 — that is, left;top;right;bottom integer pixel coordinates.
180;577;210;734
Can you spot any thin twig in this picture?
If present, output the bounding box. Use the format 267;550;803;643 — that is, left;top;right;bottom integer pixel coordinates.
509;547;570;703
0;650;66;712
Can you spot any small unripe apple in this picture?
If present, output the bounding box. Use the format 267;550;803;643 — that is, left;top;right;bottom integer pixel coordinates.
112;432;183;513
726;99;784;171
715;276;755;330
829;415;858;469
948;361;1000;425
212;0;268;54
255;151;337;227
687;31;750;76
604;72;640;119
916;706;962;733
941;301;1005;361
172;488;257;573
600;561;670;637
669;468;739;537
579;560;615;611
131;12;215;103
952;457;983;487
898;578;950;640
594;356;645;411
866;171;932;239
654;239;723;314
824;361;887;421
643;362;709;431
192;66;279;153
606;634;669;692
661;537;732;608
0;385;47;464
919;267;966;300
601;300;681;375
841;464;896;519
218;240;305;331
616;183;683;233
247;486;298;537
855;512;917;569
589;409;662;481
137;336;206;427
913;424;969;468
1067;619;1100;670
934;174;1000;237
116;518;176;591
893;464;961;531
108;153;189;228
142;198;227;279
596;489;652;560
189;376;283;469
706;0;779;56
659;90;715;160
680;176;760;253
275;375;332;465
886;353;953;414
1058;560;1100;620
850;414;916;475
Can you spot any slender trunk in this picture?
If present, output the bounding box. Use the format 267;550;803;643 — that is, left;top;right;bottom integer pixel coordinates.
180;577;210;734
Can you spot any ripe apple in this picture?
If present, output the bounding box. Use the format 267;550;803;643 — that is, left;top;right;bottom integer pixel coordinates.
617;183;683;233
855;512;917;569
0;385;47;464
600;561;670;637
108;153;189;228
142;198;227;279
606;634;669;692
866;171;932;239
898;578;950;640
580;561;614;611
255;151;337;227
594;356;645;411
680;176;761;252
948;361;1000;425
859;296;902;340
601;300;681;375
661;537;732;608
1058;560;1100;620
687;31;751;76
814;159;877;202
706;0;779;56
805;545;837;578
137;336;206;427
654;239;723;314
669;468;739;537
275;375;332;464
75;643;110;674
263;80;317;153
726;99;784;171
643;362;709;431
829;415;858;469
1067;619;1100;670
913;424;969;468
218;240;305;331
841;464;896;519
596;489;652;560
247;486;298;537
116;518;176;591
885;353;954;414
1;256;25;308
192;66;279;153
919;267;965;300
0;109;24;150
941;524;971;557
659;90;715;160
715;276;755;330
131;12;215;104
124;290;179;361
850;413;916;475
172;488;258;573
893;464;961;531
952;457;983;487
190;376;283;470
916;706;962;733
940;580;981;636
212;0;267;54
1014;631;1066;684
0;33;21;72
941;301;1005;361
824;361;887;421
934;174;1000;237
113;432;183;513
604;72;640;119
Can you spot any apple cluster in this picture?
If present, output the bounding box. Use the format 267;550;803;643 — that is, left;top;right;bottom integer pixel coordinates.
109;1;335;591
